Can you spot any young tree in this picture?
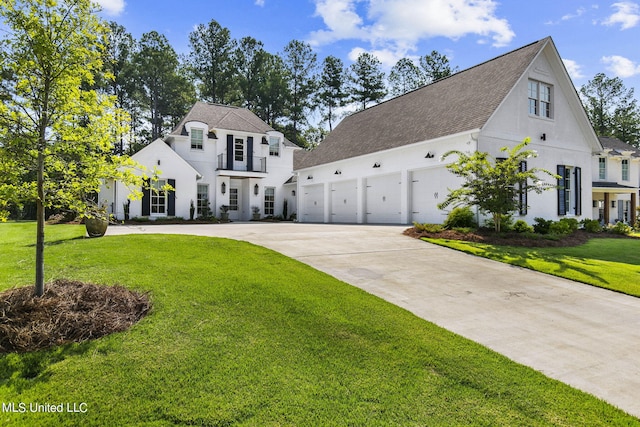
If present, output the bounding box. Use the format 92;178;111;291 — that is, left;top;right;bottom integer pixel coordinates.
283;40;318;146
318;55;348;131
438;138;557;232
580;73;640;144
186;19;237;104
349;52;387;110
420;50;457;83
388;58;424;96
0;0;146;296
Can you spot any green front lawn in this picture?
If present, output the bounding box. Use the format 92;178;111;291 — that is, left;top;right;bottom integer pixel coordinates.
0;222;637;425
424;235;640;297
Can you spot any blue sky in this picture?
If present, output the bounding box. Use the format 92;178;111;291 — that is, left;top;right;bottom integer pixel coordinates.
96;0;640;94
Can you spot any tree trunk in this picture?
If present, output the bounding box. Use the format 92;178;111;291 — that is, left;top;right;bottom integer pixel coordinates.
35;149;45;297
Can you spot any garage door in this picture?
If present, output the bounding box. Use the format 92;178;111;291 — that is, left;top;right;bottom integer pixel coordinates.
411;168;447;224
330;180;358;223
303;184;325;222
365;174;401;223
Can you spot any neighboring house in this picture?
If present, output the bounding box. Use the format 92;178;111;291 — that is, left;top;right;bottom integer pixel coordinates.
592;136;640;224
100;102;300;221
294;37;602;225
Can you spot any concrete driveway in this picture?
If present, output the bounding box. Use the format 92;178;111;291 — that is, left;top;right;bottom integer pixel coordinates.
107;222;640;418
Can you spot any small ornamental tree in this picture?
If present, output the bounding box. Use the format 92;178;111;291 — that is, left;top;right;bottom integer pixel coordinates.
438;138;558;232
0;0;148;296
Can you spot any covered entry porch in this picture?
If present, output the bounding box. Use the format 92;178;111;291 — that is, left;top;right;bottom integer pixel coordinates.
592;182;638;225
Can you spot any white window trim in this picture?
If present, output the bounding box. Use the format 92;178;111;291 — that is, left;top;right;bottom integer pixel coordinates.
528;79;553;119
191;128;204;150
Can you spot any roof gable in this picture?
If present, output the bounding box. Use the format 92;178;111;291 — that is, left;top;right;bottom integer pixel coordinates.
171;102;273;135
132;138;202;178
295;38;549;170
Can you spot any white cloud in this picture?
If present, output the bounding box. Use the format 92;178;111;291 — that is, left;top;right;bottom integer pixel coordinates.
95;0;125;16
562;59;585;80
255;0;265;6
562;7;586;21
309;0;515;60
602;55;640;77
602;2;640;29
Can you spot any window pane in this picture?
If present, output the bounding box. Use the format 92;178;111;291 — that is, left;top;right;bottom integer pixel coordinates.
197;184;209;216
229;188;238;211
191;129;203;149
264;187;275;215
234;139;244;161
269;136;279;156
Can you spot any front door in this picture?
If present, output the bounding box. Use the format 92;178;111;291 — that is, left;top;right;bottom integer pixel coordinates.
229;186;241;221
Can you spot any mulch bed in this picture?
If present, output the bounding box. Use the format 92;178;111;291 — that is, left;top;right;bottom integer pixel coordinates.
0;279;151;353
403;227;607;248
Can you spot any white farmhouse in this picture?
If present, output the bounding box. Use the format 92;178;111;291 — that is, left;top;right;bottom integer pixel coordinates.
99;102;300;221
294;37;603;225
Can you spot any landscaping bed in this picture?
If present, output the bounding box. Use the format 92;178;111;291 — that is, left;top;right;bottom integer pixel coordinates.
0;279;151;353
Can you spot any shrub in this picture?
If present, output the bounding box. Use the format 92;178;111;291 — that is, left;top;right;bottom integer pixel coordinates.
559;218;579;233
413;222;444;233
582;219;602;233
533;217;553;234
512;219;534;233
609;221;632;235
549;220;571;235
443;207;477;229
484;214;513;232
452;227;475;234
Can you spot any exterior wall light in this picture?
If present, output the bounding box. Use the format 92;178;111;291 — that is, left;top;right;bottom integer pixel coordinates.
254;184;259;195
221;182;226;194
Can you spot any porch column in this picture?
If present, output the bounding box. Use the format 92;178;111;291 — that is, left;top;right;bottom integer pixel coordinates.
632;192;637;225
604;193;610;224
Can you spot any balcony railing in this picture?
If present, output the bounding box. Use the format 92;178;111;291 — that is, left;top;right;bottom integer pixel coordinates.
217;154;267;173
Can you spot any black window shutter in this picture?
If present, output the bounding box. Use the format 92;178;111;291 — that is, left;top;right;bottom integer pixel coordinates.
575;167;582;216
557;165;566;216
247;136;254;171
226;134;234;170
519;161;527;215
168;179;176;216
142;178;150;216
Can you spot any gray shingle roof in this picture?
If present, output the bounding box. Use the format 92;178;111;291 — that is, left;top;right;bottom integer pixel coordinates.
599;136;640;157
294;37;550;170
170;102;298;147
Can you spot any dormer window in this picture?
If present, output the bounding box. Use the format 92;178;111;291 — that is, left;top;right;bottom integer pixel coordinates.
599;157;606;180
622;159;629;181
528;80;552;119
269;136;280;156
191;128;204;150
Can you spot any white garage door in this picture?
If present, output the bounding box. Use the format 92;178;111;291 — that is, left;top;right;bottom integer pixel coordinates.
365;174;401;223
331;180;358;223
303;184;325;222
411;168;447;224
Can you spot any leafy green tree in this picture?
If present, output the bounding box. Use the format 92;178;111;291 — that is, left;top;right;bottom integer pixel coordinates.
388;58;424;96
318;55;348;131
255;52;289;127
133;31;195;143
186;19;237;104
0;0;147;296
102;22;137;154
349;52;387;110
233;36;268;111
580;73;640;145
283;40;318;146
438;138;557;232
420;50;457;83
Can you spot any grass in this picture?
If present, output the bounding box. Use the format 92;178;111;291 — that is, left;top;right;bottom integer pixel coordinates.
423;235;640;297
0;222;638;426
